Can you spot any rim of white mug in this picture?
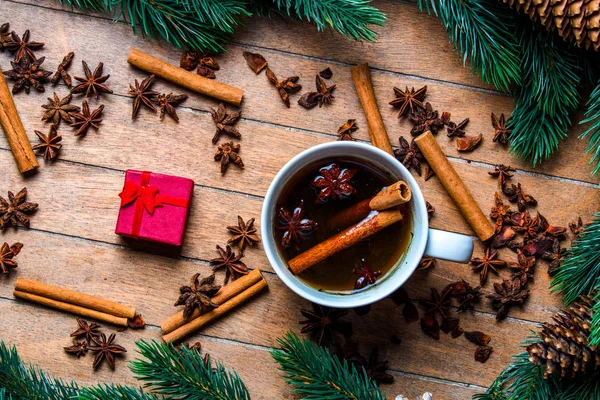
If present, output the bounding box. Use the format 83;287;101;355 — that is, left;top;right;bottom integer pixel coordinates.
261;141;429;308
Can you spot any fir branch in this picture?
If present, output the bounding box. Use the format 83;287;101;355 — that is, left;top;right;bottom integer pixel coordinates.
78;384;159;400
263;0;386;42
130;340;251;400
181;0;251;33
58;0;106;12
271;331;384;400
580;80;600;176
589;292;600;347
416;0;521;91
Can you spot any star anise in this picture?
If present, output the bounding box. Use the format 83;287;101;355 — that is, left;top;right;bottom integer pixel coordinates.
298;75;336;109
156;93;188;122
487;275;529;321
489;192;512;233
569;217;585;238
363;348;394;384
409;102;445;136
491;112;511;145
337;119;358;141
265;67;301;107
51;52;74;86
71;61;113;98
227;216;260;252
389;287;419;323
417;257;436;270
426;201;435;219
420;286;452;318
70;318;102;343
180;50;219;72
210;103;241;144
516;212;540;240
522;235;555;257
509;249;536;282
0;242;22;275
353;259;381;289
276;200;317;250
389;85;427;118
311;163;358;203
197;66;216;79
128;74;159;119
33;125;62;160
0;188;38;230
4;56;51;94
88;333;127;370
488;165;515;189
175;273;221;319
70;100;104;136
0;23;10;50
424;165;435;181
536;213;566;238
492;225;516;248
3;30;44;63
541;238;566;276
446;118;469;138
214;141;244;174
210;245;248;284
394;136;424;175
504;183;537;211
470;247;506;286
41;92;80;125
242;51;268;74
456;134;483;152
299;303;351;345
64;340;88;357
420;313;440;340
448;280;481;312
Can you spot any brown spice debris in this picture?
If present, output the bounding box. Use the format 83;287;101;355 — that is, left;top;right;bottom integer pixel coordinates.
456;134;482;152
243;51;268;74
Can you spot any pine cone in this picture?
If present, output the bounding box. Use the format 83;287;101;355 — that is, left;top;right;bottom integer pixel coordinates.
501;0;600;51
527;294;600;379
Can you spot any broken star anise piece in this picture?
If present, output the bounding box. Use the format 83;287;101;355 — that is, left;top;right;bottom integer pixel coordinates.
504;183;537;211
4;30;44;63
353;259;381;289
180;50;219;72
569;217;584;238
197;66;216;79
266;67;302;107
541;238;566;276
446;118;469;138
488;164;515;189
363;348;394;384
470;247;506;286
0;188;38;230
70;318;102;343
41;92;80;125
128;74;159;119
4;56;51;94
417;257;436;270
389;287;419;323
394;136;425;176
156;93;188;122
51;52;74;86
0;23;11;50
475;345;493;363
491;112;511;145
300;303;351;345
509;249;536;282
210;245;249;284
456;134;483;152
33;125;62;160
409;102;445;136
319;67;333;79
487;275;529;321
70;100;104;136
448;280;481;312
175;273;221;319
426;201;435;219
242;51;267;74
210;103;241;144
298;74;336;109
71;61;113;98
0;242;22;275
64;340;88;357
537;213;567;238
227;216;260;252
311;163;358;203
88;333;127;370
464;331;491;346
420;286;452;319
490;192;512;233
420;313;440;340
276;200;317;250
214;141;244;174
337;119;358;141
492;225;517;248
389;85;427;118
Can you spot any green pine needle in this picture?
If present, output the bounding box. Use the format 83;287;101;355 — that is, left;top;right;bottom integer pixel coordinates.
78;384;159;400
579;80;600;176
181;0;251;33
130;340;251;400
58;0;106;11
416;0;521;91
271;331;385;400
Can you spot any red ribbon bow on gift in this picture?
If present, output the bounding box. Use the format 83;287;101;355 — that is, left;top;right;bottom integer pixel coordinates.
118;171;189;238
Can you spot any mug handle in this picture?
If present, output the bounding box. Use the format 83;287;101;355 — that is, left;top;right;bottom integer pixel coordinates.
424;228;474;264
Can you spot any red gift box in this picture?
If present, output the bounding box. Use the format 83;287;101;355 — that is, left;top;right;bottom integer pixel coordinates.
115;170;194;246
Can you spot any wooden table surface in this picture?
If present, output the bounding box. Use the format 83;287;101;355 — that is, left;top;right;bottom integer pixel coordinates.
1;1;600;398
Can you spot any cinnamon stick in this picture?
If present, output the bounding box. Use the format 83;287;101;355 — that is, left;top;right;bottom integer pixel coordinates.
351;63;394;155
328;181;411;230
127;48;244;106
289;209;403;275
14;277;136;319
13;290;129;327
161;269;263;334
0;69;38;174
414;131;494;242
162;278;268;343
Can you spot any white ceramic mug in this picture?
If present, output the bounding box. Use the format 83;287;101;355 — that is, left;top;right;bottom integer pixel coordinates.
261;141;474;308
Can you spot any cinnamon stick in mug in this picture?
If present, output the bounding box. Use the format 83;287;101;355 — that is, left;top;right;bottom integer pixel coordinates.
414;131;494;242
289;209;403;275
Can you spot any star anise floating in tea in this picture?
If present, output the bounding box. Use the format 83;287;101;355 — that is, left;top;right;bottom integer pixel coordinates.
242;51;267;74
456;134;482;152
227;216;260;252
491;112;512;145
64;341;88;358
4;56;51;94
503;183;537;211
70;100;104;136
33;125;62;160
311;163;358;203
298;74;336;109
389;85;427;118
276;200;317;250
488;164;514;189
394;136;425;175
299;303;351;345
337;119;358;141
353;259;381;289
51;52;74;86
175;273;221;319
210;103;241;144
487;275;529;321
0;242;22;275
41;92;80;125
0;188;38;230
88;333;127;370
409;102;446;136
446;118;469;138
266;67;301;107
210;245;248;284
71;61;113;98
214;141;244;174
470;247;506;286
128;74;159;119
156;93;188;122
70;318;102;343
3;30;44;63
